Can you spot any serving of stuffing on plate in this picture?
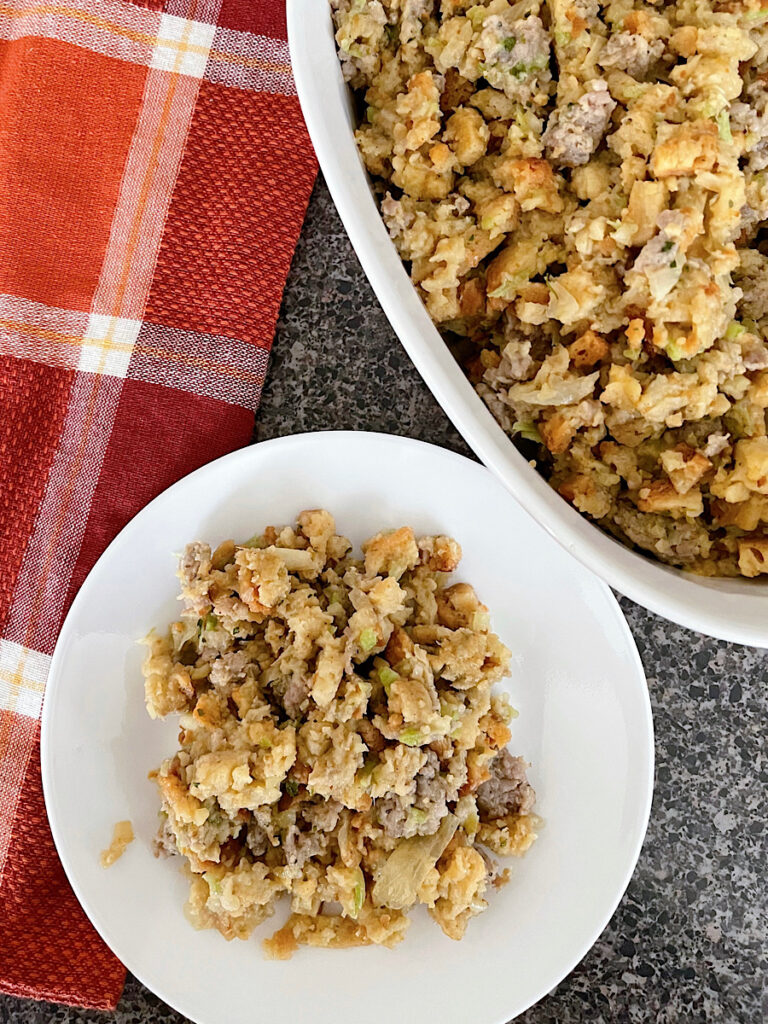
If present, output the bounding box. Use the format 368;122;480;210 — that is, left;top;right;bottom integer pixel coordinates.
143;510;538;958
332;0;768;578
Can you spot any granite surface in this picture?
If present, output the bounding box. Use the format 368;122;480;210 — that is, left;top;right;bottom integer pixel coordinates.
2;178;766;1024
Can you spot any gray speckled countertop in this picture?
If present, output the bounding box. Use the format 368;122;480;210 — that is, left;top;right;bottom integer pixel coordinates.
2;178;766;1024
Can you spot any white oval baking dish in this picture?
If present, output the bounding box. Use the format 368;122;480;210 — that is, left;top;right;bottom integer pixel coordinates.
287;0;768;647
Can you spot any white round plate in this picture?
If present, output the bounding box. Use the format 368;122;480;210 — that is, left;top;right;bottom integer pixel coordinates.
42;431;653;1024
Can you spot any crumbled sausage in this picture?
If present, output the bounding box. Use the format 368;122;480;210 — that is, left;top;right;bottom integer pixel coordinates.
543;81;616;167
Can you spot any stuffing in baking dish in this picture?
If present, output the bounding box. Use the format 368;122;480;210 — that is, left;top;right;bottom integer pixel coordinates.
333;0;768;578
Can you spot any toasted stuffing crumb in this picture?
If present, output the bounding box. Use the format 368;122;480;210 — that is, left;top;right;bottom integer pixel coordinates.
100;821;134;868
333;0;768;578
144;511;537;956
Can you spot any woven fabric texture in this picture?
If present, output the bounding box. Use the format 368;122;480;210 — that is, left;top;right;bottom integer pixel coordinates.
0;0;316;1007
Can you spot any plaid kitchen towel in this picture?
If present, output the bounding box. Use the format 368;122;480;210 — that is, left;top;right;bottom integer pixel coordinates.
0;0;316;1008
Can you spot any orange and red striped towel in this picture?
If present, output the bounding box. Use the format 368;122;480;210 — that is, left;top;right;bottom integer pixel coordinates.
0;0;316;1008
